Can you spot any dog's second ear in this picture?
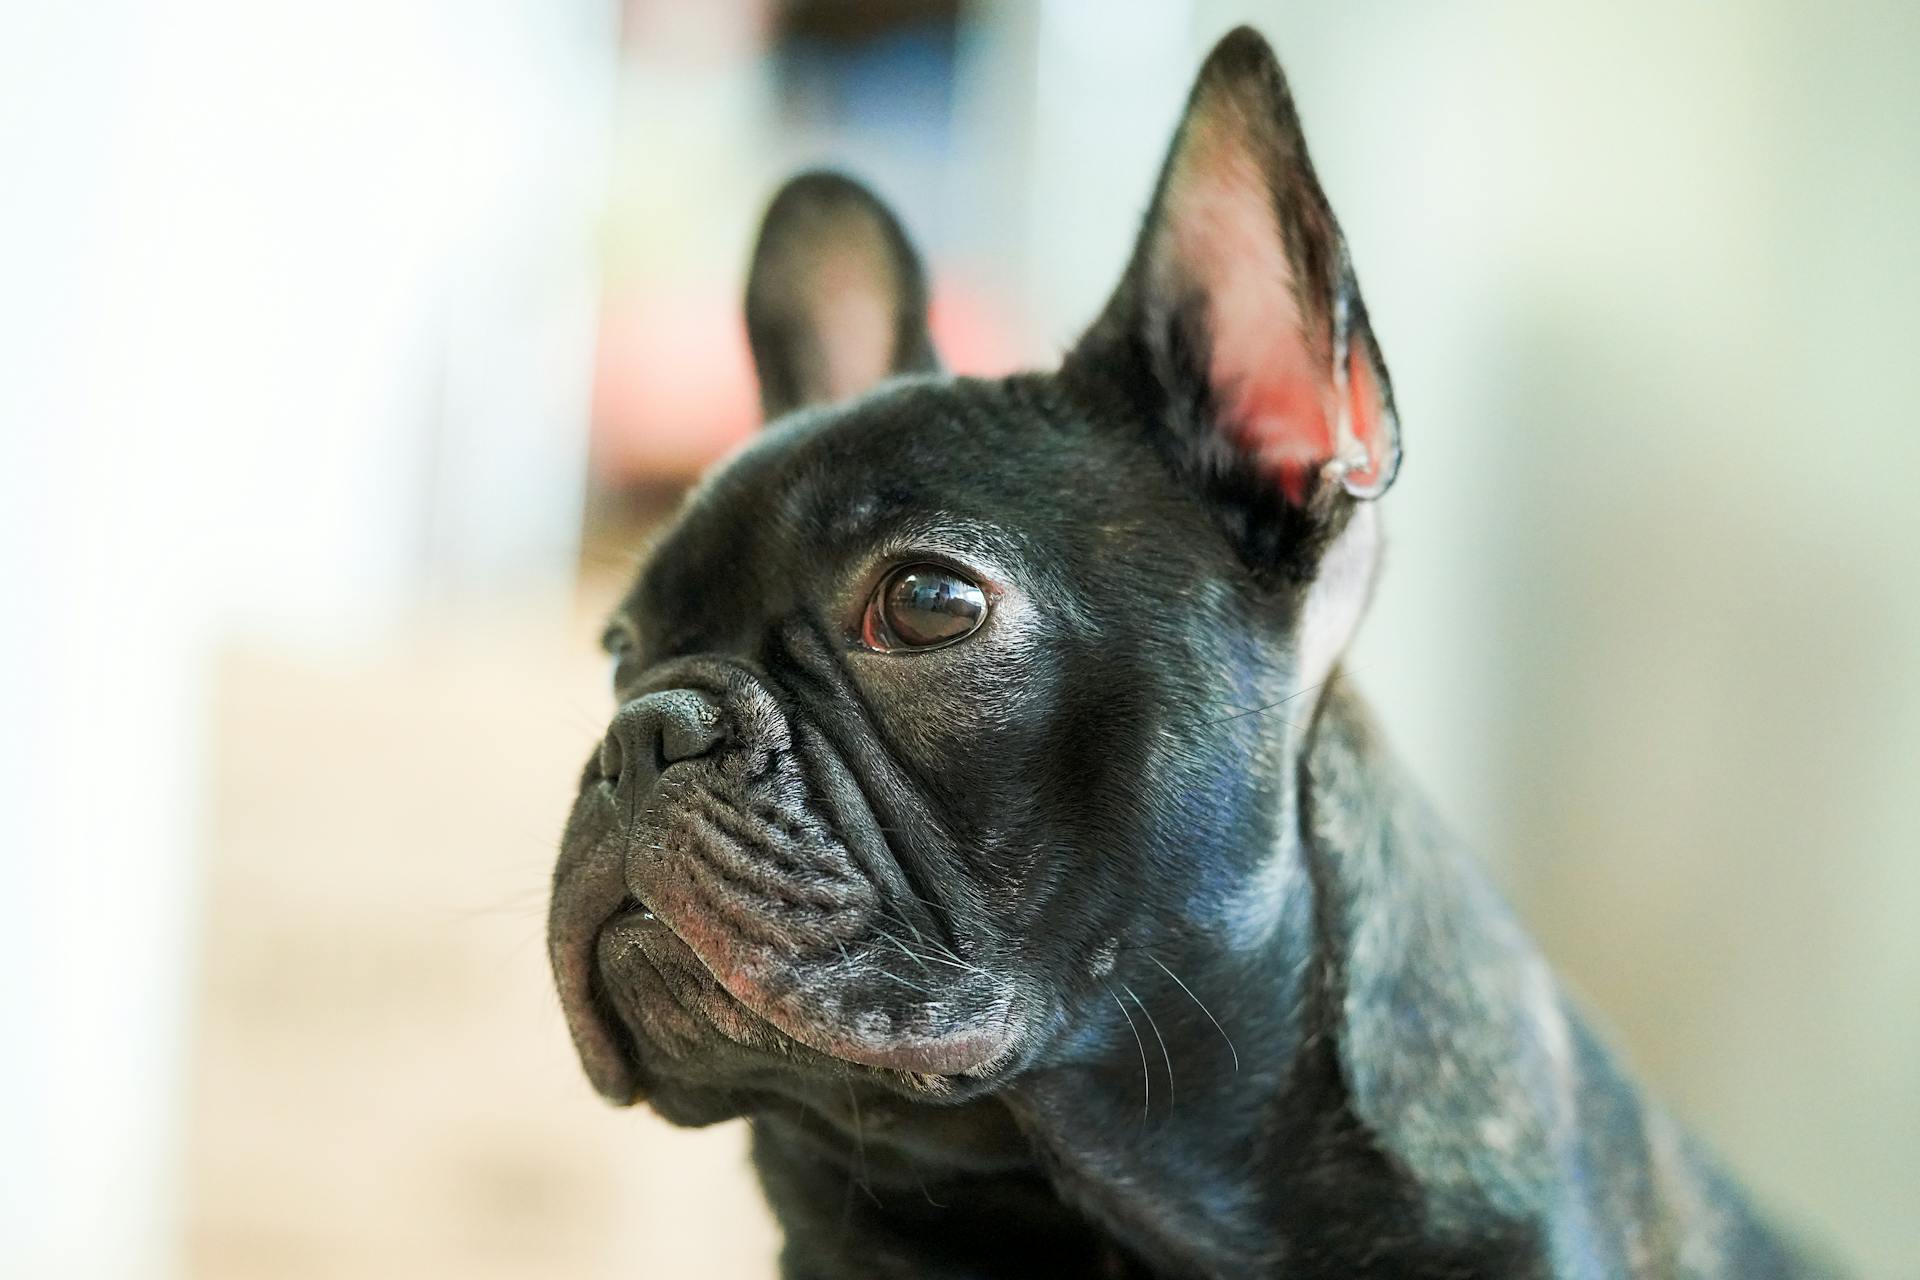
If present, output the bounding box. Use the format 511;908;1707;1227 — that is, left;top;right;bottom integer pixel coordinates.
744;172;939;421
1070;27;1399;574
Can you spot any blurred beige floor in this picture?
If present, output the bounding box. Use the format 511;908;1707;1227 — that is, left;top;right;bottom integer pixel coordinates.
183;543;780;1278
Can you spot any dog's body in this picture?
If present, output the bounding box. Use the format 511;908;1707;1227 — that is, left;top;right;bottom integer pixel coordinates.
550;29;1834;1278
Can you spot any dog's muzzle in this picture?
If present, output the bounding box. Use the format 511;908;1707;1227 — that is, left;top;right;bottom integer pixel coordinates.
549;671;1026;1108
549;688;727;1103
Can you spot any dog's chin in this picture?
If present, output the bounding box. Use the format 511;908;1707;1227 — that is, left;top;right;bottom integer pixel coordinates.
582;901;1027;1113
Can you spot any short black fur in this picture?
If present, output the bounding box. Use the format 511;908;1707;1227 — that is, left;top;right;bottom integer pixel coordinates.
549;26;1839;1280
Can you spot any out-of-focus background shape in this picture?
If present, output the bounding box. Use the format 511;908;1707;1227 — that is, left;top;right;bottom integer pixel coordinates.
2;1;1915;1276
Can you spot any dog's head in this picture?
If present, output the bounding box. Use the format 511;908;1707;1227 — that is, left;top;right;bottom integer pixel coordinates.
550;28;1401;1123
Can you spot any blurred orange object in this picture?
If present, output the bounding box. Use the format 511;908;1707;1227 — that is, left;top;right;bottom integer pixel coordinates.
590;272;1023;485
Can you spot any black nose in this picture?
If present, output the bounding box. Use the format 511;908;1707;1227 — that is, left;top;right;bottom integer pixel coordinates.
600;689;725;796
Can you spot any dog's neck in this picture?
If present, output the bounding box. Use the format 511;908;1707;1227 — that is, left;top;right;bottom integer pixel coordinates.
1007;684;1764;1279
750;682;1647;1277
987;682;1569;1275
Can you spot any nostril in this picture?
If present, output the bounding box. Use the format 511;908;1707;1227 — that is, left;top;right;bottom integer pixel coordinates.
602;688;726;798
598;732;624;786
658;692;724;766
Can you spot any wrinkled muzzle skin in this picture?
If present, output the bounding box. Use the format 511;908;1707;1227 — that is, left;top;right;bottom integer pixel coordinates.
550;654;1040;1121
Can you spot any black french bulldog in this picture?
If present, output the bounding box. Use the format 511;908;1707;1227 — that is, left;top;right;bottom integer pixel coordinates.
550;27;1837;1280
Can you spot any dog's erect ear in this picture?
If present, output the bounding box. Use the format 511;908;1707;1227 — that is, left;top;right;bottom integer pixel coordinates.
744;171;939;421
1070;28;1399;558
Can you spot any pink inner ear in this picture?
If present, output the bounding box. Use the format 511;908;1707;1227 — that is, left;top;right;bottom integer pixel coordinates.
1228;369;1336;506
1340;338;1389;493
1161;113;1339;506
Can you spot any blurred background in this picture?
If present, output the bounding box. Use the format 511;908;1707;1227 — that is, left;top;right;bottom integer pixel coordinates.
3;1;1916;1276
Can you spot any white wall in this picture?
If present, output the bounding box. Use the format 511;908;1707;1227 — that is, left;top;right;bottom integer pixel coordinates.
0;3;613;1274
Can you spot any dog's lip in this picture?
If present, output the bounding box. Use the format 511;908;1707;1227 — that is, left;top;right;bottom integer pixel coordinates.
610;898;1023;1081
549;872;648;1106
803;1011;1021;1077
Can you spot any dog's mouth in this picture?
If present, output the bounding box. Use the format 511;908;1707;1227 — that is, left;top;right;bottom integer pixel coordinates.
550;791;1027;1107
551;667;1035;1108
590;895;1022;1096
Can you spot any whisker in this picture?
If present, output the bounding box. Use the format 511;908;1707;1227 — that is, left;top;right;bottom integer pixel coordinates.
868;929;989;995
870;910;994;978
443;886;551;922
1107;983;1151;1120
1121;981;1175;1111
1203;669;1357;729
1148;954;1240;1072
870;926;936;975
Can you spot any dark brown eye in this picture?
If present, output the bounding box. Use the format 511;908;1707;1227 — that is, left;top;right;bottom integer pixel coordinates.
862;564;988;651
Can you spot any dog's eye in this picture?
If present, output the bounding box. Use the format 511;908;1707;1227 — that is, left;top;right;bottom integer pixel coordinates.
862;564;987;652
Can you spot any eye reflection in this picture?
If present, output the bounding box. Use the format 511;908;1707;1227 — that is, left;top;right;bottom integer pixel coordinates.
863;565;987;651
